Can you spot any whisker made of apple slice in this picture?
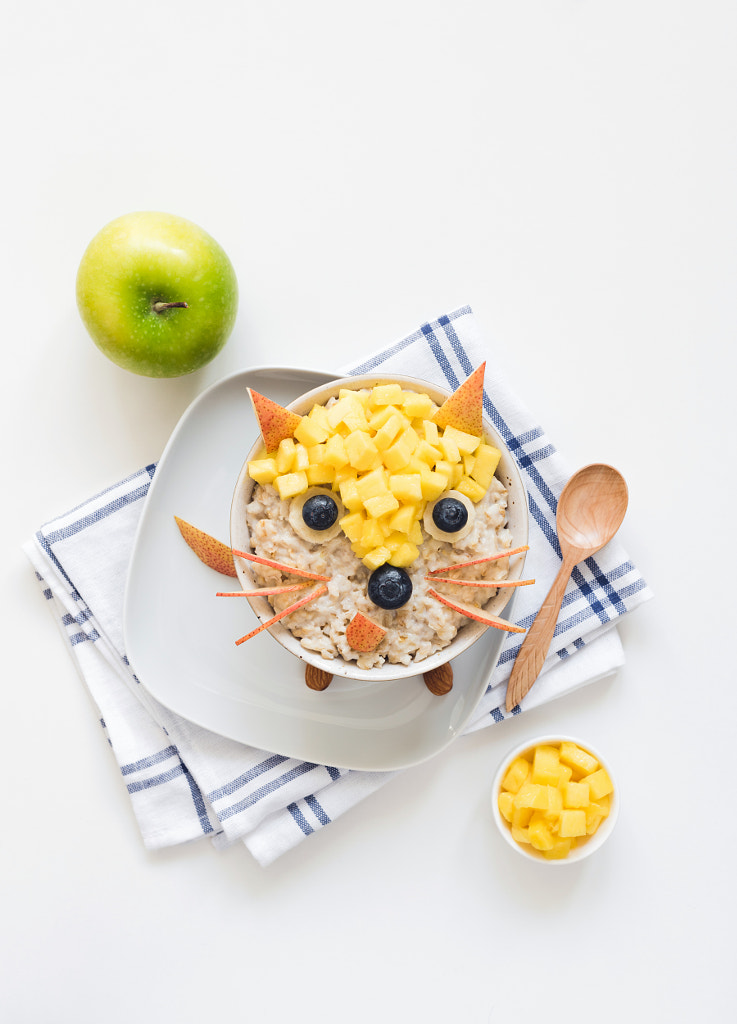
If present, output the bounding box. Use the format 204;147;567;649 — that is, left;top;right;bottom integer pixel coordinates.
426;586;526;633
232;548;331;582
424;576;535;589
427;545;529;576
216;584;309;597
235;585;329;646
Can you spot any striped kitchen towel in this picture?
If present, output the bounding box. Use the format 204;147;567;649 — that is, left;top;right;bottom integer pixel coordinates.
23;306;652;866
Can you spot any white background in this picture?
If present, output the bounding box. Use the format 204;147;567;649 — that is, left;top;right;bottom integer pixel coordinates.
3;2;736;1021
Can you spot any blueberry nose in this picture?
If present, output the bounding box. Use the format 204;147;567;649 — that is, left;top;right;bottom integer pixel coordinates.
367;565;412;610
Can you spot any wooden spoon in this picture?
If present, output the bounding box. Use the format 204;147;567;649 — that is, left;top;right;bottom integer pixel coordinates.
505;464;628;711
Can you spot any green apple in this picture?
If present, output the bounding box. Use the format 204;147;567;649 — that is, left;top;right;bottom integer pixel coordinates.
76;211;239;377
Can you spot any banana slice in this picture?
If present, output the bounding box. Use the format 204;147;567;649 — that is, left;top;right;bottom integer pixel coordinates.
288;487;345;544
423;490;476;543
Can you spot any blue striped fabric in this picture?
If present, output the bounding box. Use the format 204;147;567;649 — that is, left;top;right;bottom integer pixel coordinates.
24;307;652;866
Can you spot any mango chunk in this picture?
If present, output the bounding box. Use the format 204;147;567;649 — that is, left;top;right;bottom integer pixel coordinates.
559;742;599;777
500;757;530;794
558;810;587;838
586;768;614;801
275;471;308;499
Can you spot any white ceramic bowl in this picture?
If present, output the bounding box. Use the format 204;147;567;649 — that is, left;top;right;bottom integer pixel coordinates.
491;734;619;864
230;372;529;682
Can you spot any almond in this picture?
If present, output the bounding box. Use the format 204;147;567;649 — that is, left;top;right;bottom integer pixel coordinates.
423;663;453;696
305;664;333;691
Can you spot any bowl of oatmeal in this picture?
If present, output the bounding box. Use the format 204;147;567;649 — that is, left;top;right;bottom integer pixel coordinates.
230;372;530;683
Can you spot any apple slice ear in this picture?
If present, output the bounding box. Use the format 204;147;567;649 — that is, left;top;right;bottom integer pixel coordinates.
345;611;386;652
174;516;237;577
248;388;302;453
432;362;486;437
426;586;526;633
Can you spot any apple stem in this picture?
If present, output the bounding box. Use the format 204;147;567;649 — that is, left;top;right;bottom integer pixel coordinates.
152;300;188;313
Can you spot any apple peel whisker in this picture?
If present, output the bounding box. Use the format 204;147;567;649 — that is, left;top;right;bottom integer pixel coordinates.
424;576;535;589
232;548;331;582
427;545;529;576
235;585;329;646
216;584;309;597
426;586;526;634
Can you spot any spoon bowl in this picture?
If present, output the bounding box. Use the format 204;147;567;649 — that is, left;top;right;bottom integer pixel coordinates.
505;464;628;711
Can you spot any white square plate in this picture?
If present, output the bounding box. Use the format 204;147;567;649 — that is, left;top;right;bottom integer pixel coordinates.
123;366;515;771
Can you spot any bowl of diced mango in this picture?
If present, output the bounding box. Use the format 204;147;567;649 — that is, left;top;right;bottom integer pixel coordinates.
492;736;618;863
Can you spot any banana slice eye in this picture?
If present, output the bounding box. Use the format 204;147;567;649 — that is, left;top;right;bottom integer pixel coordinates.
289;488;345;544
423;490;476;543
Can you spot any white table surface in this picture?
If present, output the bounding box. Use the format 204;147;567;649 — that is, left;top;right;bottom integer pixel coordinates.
3;3;736;1021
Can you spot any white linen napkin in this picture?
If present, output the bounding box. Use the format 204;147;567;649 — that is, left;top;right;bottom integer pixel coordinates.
24;306;652;866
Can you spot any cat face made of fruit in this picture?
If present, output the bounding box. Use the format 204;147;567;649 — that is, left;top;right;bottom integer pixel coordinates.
176;367;532;694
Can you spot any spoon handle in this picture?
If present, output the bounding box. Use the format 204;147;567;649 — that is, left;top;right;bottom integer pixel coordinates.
505;555;575;711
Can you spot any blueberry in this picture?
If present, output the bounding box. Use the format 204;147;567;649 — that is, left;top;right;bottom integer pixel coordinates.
432;497;469;533
367;565;413;610
302;494;339;531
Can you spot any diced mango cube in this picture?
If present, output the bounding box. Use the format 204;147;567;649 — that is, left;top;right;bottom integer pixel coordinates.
558;810;587;838
422;420;440;444
559;742;599;777
333;464;358;487
511;805;534;829
419;468;449;501
363;545;391;570
356;467;389;503
361;518;386;549
528;813;555;851
456;475;487;503
294;416;329;448
294;443;310;470
513;782;549;811
339;511;365;543
345;430;380;472
275;471;308;499
248;458;278;484
276;438;296;474
543;785;563;821
408;519;424;545
415;439;442;466
327;394;368;431
306;463;335;486
323;434;349;469
543;838;574;860
531;745;562;785
307;403;331;430
383;436;413;472
586;768;614;801
368;405;402;431
438;435;461;463
374;413;406;451
401;391;435;418
364;493;400;519
387;541;419;567
388;473;423;503
470;443;501;490
563;781;590;809
498;791;515;823
500;756;530;794
442;425;481;455
338;479;362;511
370;383;404;407
387;503;417;534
